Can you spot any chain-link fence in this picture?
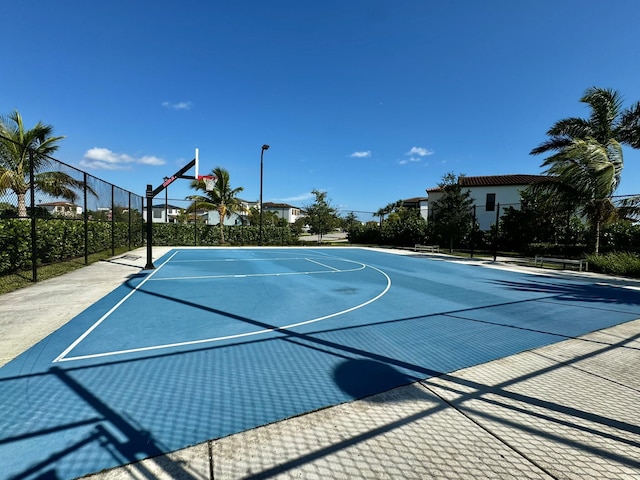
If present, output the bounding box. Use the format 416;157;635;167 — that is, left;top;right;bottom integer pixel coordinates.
427;195;640;259
0;133;144;284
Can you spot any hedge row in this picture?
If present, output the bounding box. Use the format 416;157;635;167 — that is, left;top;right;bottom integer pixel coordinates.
0;218;143;275
0;219;298;276
151;223;296;246
586;252;640;277
347;219;428;247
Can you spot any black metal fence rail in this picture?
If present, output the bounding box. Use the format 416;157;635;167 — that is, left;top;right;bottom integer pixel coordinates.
0;133;144;283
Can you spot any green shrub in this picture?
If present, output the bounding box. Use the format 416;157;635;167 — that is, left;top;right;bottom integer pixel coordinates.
600;222;640;254
586;252;640;278
0;219;31;273
150;223;295;246
0;217;143;275
347;223;382;244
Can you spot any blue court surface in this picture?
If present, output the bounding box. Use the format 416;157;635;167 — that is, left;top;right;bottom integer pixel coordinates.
2;247;640;479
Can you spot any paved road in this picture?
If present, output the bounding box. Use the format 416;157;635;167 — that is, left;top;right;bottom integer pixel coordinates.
300;231;348;243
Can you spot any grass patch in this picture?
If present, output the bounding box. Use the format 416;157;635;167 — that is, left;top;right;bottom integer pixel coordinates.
0;247;136;295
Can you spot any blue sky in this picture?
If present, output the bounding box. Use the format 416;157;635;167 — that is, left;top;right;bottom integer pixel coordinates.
3;0;640;221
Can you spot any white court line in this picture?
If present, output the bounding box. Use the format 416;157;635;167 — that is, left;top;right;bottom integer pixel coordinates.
149;258;364;281
169;256;320;263
305;257;341;271
55;262;392;363
150;268;360;281
53;250;180;363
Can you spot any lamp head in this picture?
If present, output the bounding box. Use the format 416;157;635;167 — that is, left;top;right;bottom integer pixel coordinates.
262;144;270;151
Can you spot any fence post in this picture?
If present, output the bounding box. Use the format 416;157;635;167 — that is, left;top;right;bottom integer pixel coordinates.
470;205;476;258
493;203;500;261
29;149;37;282
145;185;155;269
84;173;89;264
128;192;132;250
111;184;115;256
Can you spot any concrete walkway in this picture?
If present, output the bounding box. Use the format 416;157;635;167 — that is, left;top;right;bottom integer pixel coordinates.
2;247;639;479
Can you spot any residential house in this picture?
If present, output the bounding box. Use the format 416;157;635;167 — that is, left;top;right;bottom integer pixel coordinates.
205;199;256;226
426;174;548;230
205;210;246;226
39;201;82;218
146;203;183;223
262;202;304;224
401;197;429;221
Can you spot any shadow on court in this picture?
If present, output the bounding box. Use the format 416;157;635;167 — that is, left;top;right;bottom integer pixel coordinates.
2;366;201;480
239;331;640;480
491;277;640;307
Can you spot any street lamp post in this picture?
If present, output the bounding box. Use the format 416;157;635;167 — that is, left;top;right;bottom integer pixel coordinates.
259;144;270;246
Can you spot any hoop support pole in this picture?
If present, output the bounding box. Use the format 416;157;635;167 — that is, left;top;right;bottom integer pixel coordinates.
145;156;197;269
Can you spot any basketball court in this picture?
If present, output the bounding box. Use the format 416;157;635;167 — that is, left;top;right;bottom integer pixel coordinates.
2;246;640;479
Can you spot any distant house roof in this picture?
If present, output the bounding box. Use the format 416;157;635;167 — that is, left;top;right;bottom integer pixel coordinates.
152;203;183;209
427;174;548;192
402;197;428;204
39;201;79;207
263;202;300;209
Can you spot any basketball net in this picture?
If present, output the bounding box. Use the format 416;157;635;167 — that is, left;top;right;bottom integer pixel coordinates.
198;175;217;192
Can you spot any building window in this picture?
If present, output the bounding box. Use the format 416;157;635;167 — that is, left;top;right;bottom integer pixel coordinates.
486;193;496;212
153;209;162;218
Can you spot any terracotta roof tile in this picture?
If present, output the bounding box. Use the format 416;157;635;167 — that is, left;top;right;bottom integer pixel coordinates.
460;174;548;186
427;174;548;192
263;202;300;209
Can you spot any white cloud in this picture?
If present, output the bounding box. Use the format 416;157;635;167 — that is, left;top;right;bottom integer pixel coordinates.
405;146;433;157
162;100;193;110
277;192;315;203
138;155;166;166
398;156;421;165
80;148;166;170
350;151;371;158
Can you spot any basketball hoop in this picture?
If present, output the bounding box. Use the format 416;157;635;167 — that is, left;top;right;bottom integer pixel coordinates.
198;175;217;191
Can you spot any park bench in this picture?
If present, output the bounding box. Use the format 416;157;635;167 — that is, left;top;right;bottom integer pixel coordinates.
534;256;588;272
414;244;440;253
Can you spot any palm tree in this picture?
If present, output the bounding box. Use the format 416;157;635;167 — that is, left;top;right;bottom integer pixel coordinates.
187;166;243;243
374;200;403;226
533;138;622;253
531;87;640;156
0;110;86;217
531;87;640;252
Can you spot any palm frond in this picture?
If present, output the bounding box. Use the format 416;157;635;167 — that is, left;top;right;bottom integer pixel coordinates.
617;195;640;221
530;136;574;155
580;87;622;143
546;117;593;139
185;199;216;213
35;171;87;202
618;100;640;148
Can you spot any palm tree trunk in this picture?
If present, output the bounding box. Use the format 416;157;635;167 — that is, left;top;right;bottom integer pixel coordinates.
218;204;226;244
17;193;28;218
595;220;600;254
